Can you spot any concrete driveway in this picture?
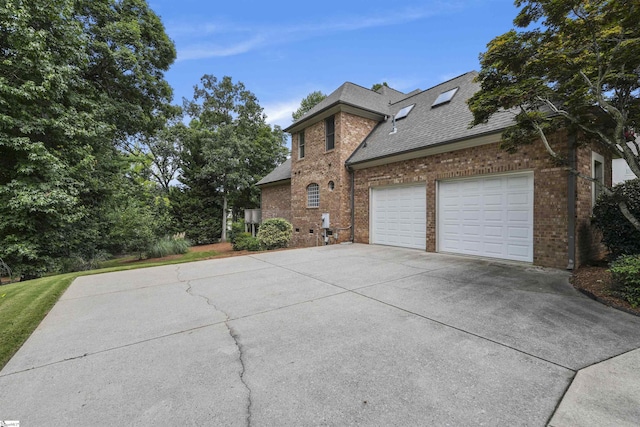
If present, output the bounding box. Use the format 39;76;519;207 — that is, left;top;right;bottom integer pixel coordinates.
1;244;640;426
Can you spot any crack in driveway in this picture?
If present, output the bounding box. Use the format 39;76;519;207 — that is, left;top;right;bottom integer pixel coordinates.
177;266;253;426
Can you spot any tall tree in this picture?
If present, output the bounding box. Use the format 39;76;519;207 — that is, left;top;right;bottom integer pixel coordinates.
0;0;176;278
371;82;389;92
468;0;640;231
182;76;287;241
292;91;327;121
136;118;186;193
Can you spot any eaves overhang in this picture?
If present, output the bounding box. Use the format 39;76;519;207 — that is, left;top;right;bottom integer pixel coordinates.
346;131;504;170
256;178;291;188
285;102;387;134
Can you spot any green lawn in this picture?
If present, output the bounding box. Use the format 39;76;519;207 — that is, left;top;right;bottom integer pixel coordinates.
0;249;220;370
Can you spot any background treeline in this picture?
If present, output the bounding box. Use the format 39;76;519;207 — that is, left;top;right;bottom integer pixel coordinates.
0;0;287;279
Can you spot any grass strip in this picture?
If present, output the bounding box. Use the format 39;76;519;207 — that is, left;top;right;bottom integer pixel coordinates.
0;249;219;371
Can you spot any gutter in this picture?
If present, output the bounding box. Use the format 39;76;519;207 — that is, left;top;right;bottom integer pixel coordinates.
567;132;577;270
349;166;355;242
255;178;291;188
285;101;387;133
346;129;504;169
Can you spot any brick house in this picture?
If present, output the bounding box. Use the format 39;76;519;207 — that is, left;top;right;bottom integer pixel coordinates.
257;72;610;269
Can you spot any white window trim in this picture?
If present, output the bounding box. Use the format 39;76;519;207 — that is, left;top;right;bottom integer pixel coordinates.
592;151;605;207
307;183;319;208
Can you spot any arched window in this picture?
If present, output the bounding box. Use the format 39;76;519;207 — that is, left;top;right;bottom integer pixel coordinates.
307;183;319;208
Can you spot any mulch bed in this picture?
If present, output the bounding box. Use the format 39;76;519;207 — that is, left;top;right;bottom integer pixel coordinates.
571;262;640;316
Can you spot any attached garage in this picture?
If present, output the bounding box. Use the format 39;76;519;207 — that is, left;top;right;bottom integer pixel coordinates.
438;172;534;262
371;184;427;250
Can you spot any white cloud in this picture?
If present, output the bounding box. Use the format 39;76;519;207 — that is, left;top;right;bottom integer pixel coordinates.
177;36;265;60
172;5;457;62
263;99;301;129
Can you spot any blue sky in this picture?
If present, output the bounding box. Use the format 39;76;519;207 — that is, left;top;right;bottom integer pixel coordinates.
149;0;520;131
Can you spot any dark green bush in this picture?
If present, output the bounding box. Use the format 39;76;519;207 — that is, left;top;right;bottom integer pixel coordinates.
233;232;262;251
256;218;293;250
610;254;640;307
57;251;110;273
229;219;246;244
592;178;640;258
243;237;262;251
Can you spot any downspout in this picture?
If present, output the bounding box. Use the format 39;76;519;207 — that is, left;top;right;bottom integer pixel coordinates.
349;166;355;242
567;132;577;270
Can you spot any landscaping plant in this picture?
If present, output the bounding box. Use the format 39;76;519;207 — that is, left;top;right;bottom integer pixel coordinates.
610;254;640;308
256;218;292;250
228;219;246;244
593;179;640;258
232;232;261;251
147;237;191;258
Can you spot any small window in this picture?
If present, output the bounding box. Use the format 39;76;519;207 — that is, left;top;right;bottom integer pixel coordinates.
328;181;335;191
432;87;459;107
307;183;319;208
298;132;305;159
325;116;335;151
395;104;415;121
592;152;605;207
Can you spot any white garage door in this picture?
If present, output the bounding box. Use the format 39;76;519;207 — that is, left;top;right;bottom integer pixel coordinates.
371;184;426;250
438;173;533;262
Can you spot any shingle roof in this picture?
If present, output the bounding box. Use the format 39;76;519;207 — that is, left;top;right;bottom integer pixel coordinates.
346;72;514;165
376;85;409;104
284;82;398;132
256;158;291;186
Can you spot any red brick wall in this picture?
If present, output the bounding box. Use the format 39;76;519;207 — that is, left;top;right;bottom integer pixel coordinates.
353;133;575;268
282;112;609;268
290;112;377;246
260;182;292;223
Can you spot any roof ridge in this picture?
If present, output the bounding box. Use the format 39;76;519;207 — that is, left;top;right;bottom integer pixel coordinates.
389;71;477;106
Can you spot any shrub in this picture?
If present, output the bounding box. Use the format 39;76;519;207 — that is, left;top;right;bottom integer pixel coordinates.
147;237;191;258
232;232;251;251
257;218;293;250
233;232;262;251
610;254;640;307
592;178;640;258
229;219;246;244
57;251;110;273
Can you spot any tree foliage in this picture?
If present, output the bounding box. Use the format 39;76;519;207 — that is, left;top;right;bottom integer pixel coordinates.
136;118;186;192
468;0;640;231
0;0;176;278
371;82;389;92
181;76;288;241
292;91;327;121
593;178;640;257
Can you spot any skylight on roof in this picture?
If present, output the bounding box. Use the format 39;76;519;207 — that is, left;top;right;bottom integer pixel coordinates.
432;87;459;107
394;104;415;120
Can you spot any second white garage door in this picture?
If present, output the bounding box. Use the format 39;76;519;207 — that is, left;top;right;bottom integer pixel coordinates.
438;173;533;262
371;184;426;250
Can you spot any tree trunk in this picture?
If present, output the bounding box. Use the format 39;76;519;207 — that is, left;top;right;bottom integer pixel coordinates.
221;194;228;242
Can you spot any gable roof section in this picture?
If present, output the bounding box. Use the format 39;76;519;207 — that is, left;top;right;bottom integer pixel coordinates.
285;82;403;133
346;72;514;167
256;158;291;187
376;85;409;103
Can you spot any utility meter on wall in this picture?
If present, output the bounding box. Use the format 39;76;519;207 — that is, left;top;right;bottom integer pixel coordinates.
321;213;330;229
